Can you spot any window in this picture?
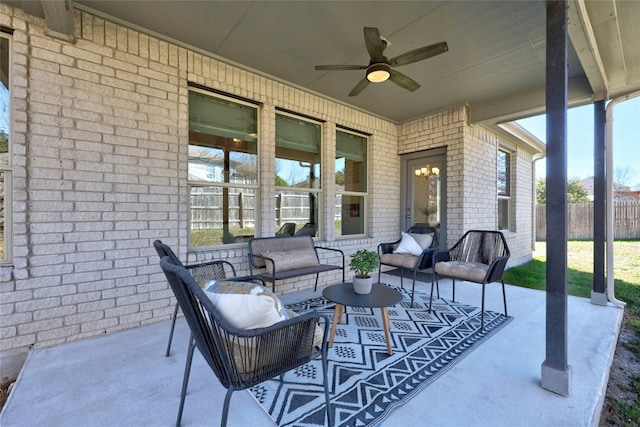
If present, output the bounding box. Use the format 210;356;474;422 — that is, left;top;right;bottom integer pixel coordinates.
335;129;367;236
497;149;511;230
188;90;258;247
0;34;11;263
275;112;321;236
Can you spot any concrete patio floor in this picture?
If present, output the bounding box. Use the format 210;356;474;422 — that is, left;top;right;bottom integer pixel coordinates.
0;274;623;427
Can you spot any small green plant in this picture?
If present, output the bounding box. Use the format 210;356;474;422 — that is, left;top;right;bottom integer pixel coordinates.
349;249;379;278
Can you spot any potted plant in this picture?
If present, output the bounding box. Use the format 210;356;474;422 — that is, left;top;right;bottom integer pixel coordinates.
349;249;380;294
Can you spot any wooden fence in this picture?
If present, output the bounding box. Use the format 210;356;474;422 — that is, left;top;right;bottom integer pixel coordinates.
190;190;323;230
536;200;640;240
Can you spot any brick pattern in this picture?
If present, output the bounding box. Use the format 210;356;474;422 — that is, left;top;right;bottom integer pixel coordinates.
398;107;534;259
0;4;536;352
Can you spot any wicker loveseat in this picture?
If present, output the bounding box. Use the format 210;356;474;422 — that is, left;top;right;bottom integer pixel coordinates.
248;235;345;292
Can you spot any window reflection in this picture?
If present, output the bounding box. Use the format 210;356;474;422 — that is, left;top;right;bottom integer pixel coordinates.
275;113;321;235
188;91;258;247
335;130;367;237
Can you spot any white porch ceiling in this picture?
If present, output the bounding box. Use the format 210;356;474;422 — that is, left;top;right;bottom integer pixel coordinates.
8;0;640;125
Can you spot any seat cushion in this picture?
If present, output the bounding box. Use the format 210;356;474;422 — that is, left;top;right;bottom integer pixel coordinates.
393;232;423;256
381;252;421;269
434;261;489;283
204;281;289;329
262;248;319;273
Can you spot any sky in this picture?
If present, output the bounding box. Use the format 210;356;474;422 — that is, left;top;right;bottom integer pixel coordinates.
516;97;640;189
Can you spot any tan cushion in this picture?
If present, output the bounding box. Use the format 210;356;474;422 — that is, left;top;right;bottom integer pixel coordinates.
434;261;489;283
381;252;421;269
393;232;422;256
262;248;318;273
409;232;434;250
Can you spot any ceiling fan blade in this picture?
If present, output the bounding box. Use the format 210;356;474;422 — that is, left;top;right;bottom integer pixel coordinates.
389;69;420;92
349;77;370;96
363;27;384;62
389;41;449;67
315;65;368;71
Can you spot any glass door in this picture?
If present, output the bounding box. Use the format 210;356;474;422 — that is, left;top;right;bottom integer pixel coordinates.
402;149;446;247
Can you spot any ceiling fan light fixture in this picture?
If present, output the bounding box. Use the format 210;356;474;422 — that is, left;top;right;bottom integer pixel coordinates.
366;63;391;83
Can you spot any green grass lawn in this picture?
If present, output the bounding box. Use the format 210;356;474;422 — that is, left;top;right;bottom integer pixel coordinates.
504;240;640;315
504;240;640;425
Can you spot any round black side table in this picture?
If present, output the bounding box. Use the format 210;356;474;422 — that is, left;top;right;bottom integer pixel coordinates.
322;282;403;355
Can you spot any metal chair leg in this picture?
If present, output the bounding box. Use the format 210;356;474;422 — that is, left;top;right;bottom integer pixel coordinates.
480;284;486;331
314;273;319;291
176;335;195;427
429;274;438;312
501;279;508;316
321;334;333;427
221;387;234;427
410;269;417;308
166;302;179;357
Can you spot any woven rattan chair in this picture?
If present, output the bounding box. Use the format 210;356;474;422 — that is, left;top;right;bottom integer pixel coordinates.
294;222;316;236
159;256;332;427
430;230;510;330
153;240;261;357
377;225;439;307
275;222;296;236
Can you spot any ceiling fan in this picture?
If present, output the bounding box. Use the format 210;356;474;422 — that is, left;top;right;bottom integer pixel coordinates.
315;27;448;96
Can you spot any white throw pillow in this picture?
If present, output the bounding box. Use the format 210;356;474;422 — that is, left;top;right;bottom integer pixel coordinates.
393;232;423;256
409;232;434;250
205;281;289;330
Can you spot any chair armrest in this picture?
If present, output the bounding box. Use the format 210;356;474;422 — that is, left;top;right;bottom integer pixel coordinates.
433;250;451;264
231;275;267;287
484;255;510;283
314;246;344;257
219;309;322;338
418;247;439;269
248;253;273;271
377;240;398;256
184;260;227;284
314;246;345;265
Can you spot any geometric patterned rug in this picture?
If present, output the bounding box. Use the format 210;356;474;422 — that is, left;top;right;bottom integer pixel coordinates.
249;284;513;427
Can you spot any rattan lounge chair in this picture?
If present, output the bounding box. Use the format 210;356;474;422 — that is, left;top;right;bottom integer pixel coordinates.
430;230;510;330
153;239;261;356
159;256;332;427
377;225;439;307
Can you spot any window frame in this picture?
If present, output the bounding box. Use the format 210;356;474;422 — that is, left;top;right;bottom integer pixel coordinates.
335;127;368;239
497;147;512;231
274;111;323;237
187;88;260;249
1;31;12;265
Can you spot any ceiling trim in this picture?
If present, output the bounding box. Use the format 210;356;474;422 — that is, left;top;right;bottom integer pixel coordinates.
468;74;594;125
495;122;546;155
567;0;609;101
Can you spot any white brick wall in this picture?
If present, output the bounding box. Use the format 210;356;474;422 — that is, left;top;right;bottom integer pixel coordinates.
398;107;534;259
0;4;536;352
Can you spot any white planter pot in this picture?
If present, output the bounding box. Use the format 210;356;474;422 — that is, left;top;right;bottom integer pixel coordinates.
353;276;373;294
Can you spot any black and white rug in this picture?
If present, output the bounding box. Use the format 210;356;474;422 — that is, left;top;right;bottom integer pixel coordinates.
249;285;512;427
